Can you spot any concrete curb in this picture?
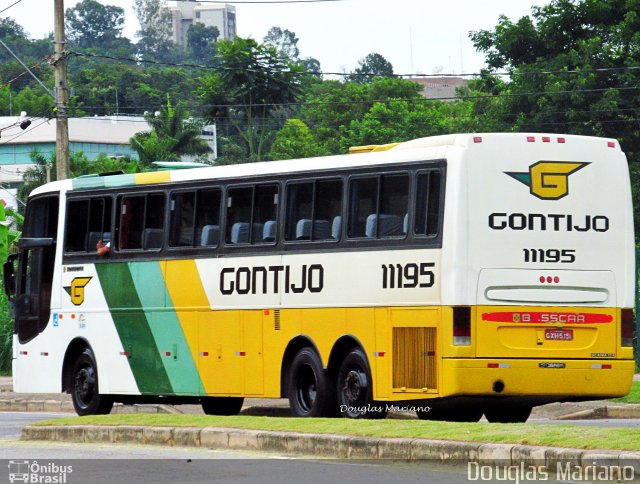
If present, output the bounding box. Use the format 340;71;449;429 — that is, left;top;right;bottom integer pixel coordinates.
21;425;640;475
0;399;175;414
556;405;640;420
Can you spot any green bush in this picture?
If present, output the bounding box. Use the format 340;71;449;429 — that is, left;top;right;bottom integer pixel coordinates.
0;289;11;373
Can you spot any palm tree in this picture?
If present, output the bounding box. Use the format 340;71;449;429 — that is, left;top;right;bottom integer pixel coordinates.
131;98;211;168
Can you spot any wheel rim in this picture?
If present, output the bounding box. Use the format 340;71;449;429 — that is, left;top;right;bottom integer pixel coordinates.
342;368;367;407
295;364;317;412
74;364;96;410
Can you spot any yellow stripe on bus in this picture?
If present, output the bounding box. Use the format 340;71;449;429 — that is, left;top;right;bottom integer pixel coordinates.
134;171;172;185
163;259;213;394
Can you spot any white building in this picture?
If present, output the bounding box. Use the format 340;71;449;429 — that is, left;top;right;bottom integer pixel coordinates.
0;115;147;208
167;2;237;47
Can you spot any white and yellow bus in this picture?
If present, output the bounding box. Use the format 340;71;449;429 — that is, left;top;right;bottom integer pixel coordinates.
5;133;635;422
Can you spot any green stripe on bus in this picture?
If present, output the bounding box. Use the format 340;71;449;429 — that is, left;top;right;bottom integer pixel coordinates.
128;261;203;395
72;174;137;191
95;263;173;394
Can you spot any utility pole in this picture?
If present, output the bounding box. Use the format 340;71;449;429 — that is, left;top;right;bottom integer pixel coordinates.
54;0;70;180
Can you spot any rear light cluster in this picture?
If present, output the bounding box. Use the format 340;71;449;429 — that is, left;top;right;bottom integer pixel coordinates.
526;136;565;143
621;309;635;347
453;306;471;346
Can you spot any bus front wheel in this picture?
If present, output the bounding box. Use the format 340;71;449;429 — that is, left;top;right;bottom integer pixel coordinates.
201;397;244;416
288;348;334;417
336;348;387;419
484;405;532;423
70;348;113;416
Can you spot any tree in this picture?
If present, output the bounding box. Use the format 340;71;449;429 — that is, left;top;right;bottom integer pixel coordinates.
133;0;172;59
187;23;219;64
130;98;211;167
348;53;394;83
297;77;422;154
470;0;640;238
65;0;125;50
340;98;478;150
198;37;303;162
263;27;300;60
269;119;328;160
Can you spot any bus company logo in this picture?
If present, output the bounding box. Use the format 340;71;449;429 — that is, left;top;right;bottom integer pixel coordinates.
505;161;590;200
63;277;92;306
7;460;73;483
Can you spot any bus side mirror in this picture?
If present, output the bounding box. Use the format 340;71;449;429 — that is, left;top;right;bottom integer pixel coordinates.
3;253;17;300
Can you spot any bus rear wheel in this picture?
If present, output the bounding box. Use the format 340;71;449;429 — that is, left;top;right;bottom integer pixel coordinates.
484;405;532;423
201;397;244;416
70;348;113;416
288;348;334;417
337;348;387;419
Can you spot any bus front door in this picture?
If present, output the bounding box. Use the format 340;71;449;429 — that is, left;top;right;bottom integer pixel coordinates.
13;195;58;344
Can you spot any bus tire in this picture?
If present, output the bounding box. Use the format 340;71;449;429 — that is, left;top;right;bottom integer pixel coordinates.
484;405;532;423
201;397;244;416
288;348;334;417
336;348;387;419
416;406;482;422
70;348;113;416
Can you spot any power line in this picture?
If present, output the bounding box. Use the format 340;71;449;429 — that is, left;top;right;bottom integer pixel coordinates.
191;0;345;3
0;56;51;90
61;84;640;113
68;50;640;79
0;0;24;15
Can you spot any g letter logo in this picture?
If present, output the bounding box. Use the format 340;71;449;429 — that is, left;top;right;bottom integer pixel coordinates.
64;277;92;306
505;161;589;200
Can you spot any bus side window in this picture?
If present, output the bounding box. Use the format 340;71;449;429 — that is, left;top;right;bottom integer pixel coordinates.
171;189;221;248
414;170;442;237
348;174;408;239
348;177;377;238
286;179;342;242
254;184;278;244
196;189;221;247
285;182;313;241
226;184;278;245
64;197;112;253
117;193;165;251
169;191;196;247
64;200;89;252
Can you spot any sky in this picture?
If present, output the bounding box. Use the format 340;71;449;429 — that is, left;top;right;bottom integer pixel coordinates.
4;0;542;76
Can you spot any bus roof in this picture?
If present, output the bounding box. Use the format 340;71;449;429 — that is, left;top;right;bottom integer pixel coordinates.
29;133;621;197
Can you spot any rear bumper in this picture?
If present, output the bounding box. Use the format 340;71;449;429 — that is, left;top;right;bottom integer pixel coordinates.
440;358;635;399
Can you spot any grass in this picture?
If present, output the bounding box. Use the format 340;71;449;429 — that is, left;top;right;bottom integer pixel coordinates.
611;381;640;404
33;414;640;451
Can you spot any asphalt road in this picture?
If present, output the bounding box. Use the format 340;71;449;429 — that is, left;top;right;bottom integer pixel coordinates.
0;412;69;440
0;442;582;484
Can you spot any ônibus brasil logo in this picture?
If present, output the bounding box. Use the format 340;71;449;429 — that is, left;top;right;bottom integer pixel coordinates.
505;161;589;200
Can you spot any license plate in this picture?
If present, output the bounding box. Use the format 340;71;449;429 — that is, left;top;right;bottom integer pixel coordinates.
545;328;573;341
